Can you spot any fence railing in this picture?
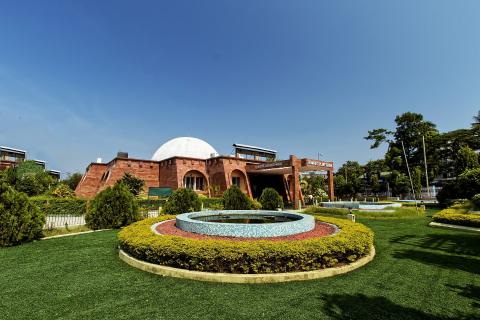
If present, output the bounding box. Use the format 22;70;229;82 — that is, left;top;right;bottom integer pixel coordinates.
44;215;86;230
43;211;161;230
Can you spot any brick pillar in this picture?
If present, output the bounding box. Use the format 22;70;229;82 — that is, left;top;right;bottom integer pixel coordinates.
291;155;302;209
327;169;334;201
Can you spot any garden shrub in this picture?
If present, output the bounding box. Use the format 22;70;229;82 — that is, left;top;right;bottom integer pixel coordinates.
162;188;201;214
259;188;284;210
249;198;262;210
118;215;374;274
201;197;223;210
432;204;480;228
0;183;45;246
223;186;251;210
472;194;480;210
30;197;87;216
86;183;140;229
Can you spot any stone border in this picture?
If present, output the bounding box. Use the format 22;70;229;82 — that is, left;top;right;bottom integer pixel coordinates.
429;222;480;233
118;246;375;284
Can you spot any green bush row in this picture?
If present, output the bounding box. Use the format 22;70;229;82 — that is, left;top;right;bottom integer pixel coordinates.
30;197;87;216
30;197;169;216
137;199;167;212
200;197;223;209
432;204;480;228
118;215;374;274
303;206;422;218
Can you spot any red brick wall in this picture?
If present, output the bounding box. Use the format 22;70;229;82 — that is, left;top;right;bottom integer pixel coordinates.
98;158;160;193
75;163;107;198
75;158;159;198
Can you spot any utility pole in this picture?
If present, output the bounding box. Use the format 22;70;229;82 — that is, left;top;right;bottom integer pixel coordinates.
422;136;430;198
401;141;419;213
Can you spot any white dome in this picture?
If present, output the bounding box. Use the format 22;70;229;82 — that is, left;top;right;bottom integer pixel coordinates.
152;137;217;161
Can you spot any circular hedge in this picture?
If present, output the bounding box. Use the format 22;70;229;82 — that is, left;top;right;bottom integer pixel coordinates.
118;215;374;274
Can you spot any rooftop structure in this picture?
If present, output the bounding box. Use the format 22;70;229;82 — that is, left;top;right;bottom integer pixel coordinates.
233;143;276;161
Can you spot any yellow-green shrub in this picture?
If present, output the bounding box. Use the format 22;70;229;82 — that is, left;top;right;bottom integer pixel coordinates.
432;205;480;228
118;215;374;274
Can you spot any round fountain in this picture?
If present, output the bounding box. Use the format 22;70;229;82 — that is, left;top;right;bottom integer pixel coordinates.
175;210;316;238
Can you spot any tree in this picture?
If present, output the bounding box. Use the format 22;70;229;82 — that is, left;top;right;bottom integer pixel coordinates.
62;173;83;191
301;175;326;199
336;161;364;196
86;183;140;229
472;110;480;128
388;171;410;197
365;112;438;174
5;160;56;196
117;173;145;196
457;167;480;199
0;183;45;246
454;146;479;176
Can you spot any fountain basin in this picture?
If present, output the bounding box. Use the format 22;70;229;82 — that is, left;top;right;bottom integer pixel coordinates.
175;210;315;238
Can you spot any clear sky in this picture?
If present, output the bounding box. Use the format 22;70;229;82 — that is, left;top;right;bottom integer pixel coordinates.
0;1;479;176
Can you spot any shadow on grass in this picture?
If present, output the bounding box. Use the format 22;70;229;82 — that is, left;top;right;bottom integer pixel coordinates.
446;284;480;308
319;293;473;320
392;249;480;275
390;233;480;257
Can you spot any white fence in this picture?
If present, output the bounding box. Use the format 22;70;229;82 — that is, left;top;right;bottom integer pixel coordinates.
43;211;160;230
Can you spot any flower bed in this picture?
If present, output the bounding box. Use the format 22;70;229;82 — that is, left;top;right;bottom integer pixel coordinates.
118;215;374;274
432;204;480;228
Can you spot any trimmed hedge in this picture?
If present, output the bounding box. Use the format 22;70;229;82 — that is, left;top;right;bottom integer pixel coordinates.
303;206;422;218
137;199;167;212
30;197;87;216
118;215;374;274
201;197;223;210
432;204;480;228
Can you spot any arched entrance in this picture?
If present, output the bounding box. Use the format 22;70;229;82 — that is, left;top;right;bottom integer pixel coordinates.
231;169;248;194
183;170;208;194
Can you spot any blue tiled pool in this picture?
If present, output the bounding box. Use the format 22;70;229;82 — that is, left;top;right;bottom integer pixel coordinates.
175;210;315;238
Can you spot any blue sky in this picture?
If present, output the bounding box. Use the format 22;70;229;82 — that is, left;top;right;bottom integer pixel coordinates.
0;1;479;176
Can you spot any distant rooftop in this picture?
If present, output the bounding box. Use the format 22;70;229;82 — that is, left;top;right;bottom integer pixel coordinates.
233;143;277;155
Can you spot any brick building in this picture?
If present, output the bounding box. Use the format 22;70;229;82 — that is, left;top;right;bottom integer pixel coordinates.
75;137;334;208
0;146;61;180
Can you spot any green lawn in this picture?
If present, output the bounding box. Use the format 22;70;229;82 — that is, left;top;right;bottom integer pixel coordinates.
1;210;479;320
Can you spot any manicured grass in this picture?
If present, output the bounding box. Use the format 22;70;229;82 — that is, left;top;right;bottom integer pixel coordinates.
42;225;92;238
1;210;479;320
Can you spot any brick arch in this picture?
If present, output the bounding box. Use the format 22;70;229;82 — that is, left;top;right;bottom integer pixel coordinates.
230;169;248;193
182;170;209;195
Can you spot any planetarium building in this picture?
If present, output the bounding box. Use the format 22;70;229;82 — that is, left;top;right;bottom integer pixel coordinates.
75;137;334;208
